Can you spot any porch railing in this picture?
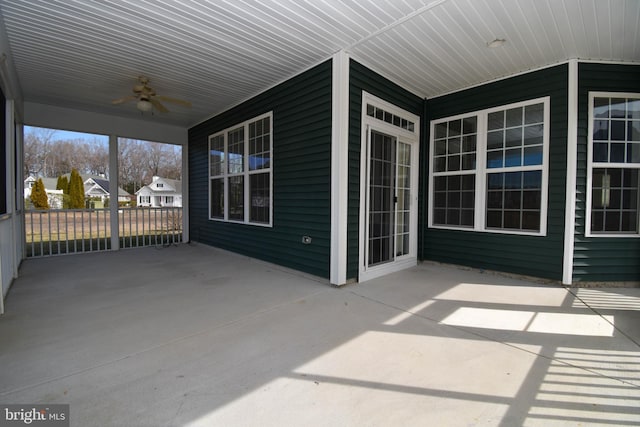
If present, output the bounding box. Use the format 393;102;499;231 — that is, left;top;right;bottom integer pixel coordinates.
25;207;183;257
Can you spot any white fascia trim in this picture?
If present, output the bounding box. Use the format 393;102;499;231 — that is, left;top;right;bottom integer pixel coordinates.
330;50;350;286
562;60;578;285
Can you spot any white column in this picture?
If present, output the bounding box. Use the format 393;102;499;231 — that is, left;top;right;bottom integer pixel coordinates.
109;134;120;251
562;60;579;285
182;143;189;242
330;50;350;286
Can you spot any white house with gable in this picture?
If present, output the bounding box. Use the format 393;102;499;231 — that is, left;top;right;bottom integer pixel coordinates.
136;176;182;208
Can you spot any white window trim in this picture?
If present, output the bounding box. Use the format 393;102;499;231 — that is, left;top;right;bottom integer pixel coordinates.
208;111;273;227
585;91;640;238
428;97;550;236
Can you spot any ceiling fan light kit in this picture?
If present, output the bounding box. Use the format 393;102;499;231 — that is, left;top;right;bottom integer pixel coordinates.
112;76;191;114
136;99;153;112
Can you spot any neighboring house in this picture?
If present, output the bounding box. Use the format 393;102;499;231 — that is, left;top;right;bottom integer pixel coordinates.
189;57;640;287
24;174;131;209
136;176;182;207
23;176;63;209
84;177;131;207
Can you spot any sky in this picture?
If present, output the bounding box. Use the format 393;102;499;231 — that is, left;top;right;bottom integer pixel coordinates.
25;125;109;144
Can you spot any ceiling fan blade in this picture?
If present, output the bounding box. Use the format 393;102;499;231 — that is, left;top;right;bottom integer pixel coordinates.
112;95;136;105
150;98;169;113
155;95;191;107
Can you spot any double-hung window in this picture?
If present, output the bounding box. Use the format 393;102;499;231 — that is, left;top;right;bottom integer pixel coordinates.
429;97;549;235
209;112;273;226
587;93;640;236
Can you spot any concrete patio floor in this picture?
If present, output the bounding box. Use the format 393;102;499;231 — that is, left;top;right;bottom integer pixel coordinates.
1;243;639;426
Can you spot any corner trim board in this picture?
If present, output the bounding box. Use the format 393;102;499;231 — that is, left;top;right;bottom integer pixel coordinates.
330;50;349;286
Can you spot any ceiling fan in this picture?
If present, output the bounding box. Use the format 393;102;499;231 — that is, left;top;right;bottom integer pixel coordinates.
111;76;191;113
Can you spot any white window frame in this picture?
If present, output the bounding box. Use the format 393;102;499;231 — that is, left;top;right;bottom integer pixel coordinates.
428;97;550;236
585;92;640;238
208;112;273;227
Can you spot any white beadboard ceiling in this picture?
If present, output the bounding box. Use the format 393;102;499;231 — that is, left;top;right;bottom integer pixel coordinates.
0;0;638;128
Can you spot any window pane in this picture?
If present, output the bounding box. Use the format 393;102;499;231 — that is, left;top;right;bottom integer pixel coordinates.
611;120;626;141
503;211;521;229
593;143;608;162
524;145;543;166
629;122;640;142
448;137;461;154
228;176;244;221
462;135;476;152
486;210;502;228
228;127;244;174
432;175;474;227
610;98;626;118
525;103;544;124
462;153;476;170
249;117;271;171
593;120;609;140
250;173;270;224
504;148;522;167
448;120;461;136
505;128;522;147
522;211;540;230
590;168;639;233
524;124;543;146
487;150;503;168
610;143;625;162
487;130;503;149
486;171;541;232
488;111;503;130
463;117;477;134
209;135;225;176
435;123;447;139
629;100;640;119
210;178;224;219
506;107;523;127
447;155;461;171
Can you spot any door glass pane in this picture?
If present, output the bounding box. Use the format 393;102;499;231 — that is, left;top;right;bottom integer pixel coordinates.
368;131;395;266
395;142;411;257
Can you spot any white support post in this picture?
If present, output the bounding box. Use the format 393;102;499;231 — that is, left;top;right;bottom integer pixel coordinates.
109;134;120;251
562;60;579;285
182;143;189;242
330;50;350;286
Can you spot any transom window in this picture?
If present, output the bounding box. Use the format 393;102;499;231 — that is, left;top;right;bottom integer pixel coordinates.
587;93;640;236
429;97;549;235
209;112;273;226
366;103;415;132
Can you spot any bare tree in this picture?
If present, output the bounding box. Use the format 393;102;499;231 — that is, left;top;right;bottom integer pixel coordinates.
23;127;57;177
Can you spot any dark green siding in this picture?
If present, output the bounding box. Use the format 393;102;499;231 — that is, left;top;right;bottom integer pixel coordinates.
188;61;332;278
423;65;569;280
347;60;423;280
573;63;640;282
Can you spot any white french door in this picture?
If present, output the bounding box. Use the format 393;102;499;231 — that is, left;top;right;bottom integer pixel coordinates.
366;130;413;266
359;93;420;281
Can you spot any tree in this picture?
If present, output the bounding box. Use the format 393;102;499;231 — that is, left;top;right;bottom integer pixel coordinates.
56;175;70;208
30;178;50;210
24;127;57;177
68;169;85;209
56;175;68;192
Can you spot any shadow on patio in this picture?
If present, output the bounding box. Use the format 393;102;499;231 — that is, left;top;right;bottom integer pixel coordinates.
0;244;639;426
